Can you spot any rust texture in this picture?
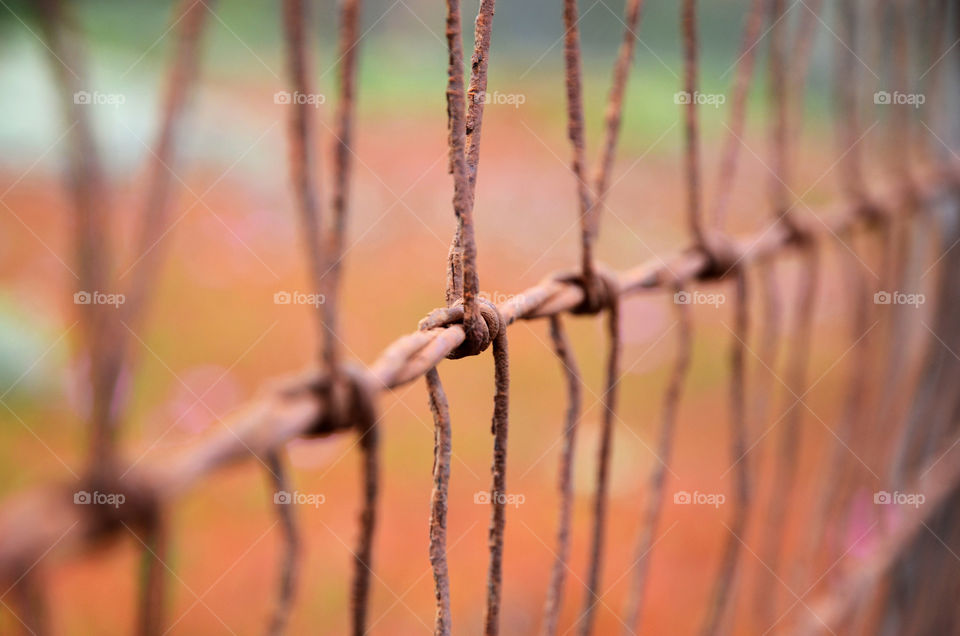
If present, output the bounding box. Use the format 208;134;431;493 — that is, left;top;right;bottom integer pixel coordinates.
426;368;453;636
265;451;300;636
621;294;692;633
699;270;751;636
540;316;582;636
7;1;960;633
709;0;768;229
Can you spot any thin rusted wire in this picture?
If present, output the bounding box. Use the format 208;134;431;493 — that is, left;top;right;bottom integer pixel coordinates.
464;0;497;193
483;326;510;636
265;451;300;636
767;0;793;223
35;0;115;471
137;517;168;636
0;170;953;594
561;0;645;303
445;0;495;306
699;270;750;636
621;293;692;634
789;0;822;142
593;0;646;214
443;0;484;345
681;0;706;248
834;0;871;207
324;0;363;371
801;238;871;584
350;422;379;636
124;0;212;334
755;246;820;622
577;299;621;636
561;0;597;297
426;368;453;636
281;0;327;359
709;0;768;230
541;315;582;636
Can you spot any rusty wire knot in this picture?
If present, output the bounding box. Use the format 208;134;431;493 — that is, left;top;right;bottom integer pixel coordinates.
551;265;620;315
418;296;503;359
287;363;377;438
690;231;747;281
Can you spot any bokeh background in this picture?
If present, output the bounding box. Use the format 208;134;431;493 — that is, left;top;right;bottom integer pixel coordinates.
0;0;946;633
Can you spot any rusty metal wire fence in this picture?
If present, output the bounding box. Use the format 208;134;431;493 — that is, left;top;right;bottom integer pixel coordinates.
1;0;959;634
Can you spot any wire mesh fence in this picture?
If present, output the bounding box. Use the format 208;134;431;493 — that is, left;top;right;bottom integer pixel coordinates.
0;0;959;634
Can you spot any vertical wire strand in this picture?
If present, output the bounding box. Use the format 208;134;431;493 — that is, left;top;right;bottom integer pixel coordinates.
446;0;495;306
109;0;213;435
265;451;300;636
802;240;871;582
124;0;212;332
351;422;379;636
578;299;621;636
442;0;483;342
621;294;692;634
281;0;328;359
137;517;168;636
767;0;793;223
788;0;823;142
483;328;510;636
834;0;870;205
561;0;600;299
592;0;646;211
681;0;706;248
35;0;115;472
709;0;768;229
426;368;453;636
755;247;820;623
464;0;497;193
699;270;750;636
324;0;363;371
541;316;583;636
